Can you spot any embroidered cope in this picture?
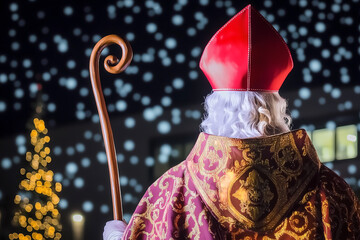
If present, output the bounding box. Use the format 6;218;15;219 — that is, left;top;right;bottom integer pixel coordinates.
122;130;360;240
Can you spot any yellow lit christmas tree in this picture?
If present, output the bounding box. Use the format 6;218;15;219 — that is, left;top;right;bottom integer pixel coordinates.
10;118;62;240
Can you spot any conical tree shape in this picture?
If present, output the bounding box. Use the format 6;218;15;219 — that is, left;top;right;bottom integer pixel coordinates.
9;118;62;240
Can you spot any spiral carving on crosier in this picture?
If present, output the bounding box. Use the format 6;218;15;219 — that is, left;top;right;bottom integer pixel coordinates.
89;34;133;220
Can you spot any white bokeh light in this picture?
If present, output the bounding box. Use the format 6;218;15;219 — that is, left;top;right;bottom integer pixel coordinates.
97;152;107;164
82;201;94;212
299;87;311;100
65;162;78;177
172;78;184;89
116;100;127;112
172;14;184;25
124;117;136;128
145;156;155;167
124;140;135;151
1;158;12;170
74;177;85;188
81;157;91;168
157;121;171;134
100;204;109;214
309;59;322;72
146;23;157;33
59;199;68;209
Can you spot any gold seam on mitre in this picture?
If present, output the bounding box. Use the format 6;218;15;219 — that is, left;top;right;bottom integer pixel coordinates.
186;129;320;232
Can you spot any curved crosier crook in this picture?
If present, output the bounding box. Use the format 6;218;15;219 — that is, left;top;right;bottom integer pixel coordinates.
89;34;133;220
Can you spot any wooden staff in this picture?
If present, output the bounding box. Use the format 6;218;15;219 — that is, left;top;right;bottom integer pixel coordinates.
89;35;133;220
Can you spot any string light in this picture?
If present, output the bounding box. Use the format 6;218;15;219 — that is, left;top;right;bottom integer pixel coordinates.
10;118;62;240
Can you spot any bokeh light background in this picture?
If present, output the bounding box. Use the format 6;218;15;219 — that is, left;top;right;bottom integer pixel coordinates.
0;0;359;239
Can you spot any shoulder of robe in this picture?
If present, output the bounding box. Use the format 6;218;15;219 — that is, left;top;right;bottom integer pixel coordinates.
134;160;190;207
319;164;360;237
319;164;359;203
150;160;188;189
122;161;204;240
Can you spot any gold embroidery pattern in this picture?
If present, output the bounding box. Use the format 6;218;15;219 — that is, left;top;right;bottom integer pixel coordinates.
318;166;360;239
187;129;320;232
289;211;308;233
230;169;274;222
123;130;360;239
123;162;219;239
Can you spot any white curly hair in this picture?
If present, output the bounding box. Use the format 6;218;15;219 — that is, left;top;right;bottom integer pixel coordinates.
200;91;292;139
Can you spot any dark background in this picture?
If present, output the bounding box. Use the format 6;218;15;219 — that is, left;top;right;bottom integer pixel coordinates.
0;0;359;239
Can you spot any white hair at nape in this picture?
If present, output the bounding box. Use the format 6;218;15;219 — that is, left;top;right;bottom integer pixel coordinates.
200;91;292;139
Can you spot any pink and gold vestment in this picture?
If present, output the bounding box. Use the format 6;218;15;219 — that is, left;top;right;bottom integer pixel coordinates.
123;130;360;239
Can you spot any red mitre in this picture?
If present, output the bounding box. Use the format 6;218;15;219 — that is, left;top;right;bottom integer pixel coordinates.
199;4;293;91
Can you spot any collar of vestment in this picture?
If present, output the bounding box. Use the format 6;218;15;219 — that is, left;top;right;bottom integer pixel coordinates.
186;129;321;232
